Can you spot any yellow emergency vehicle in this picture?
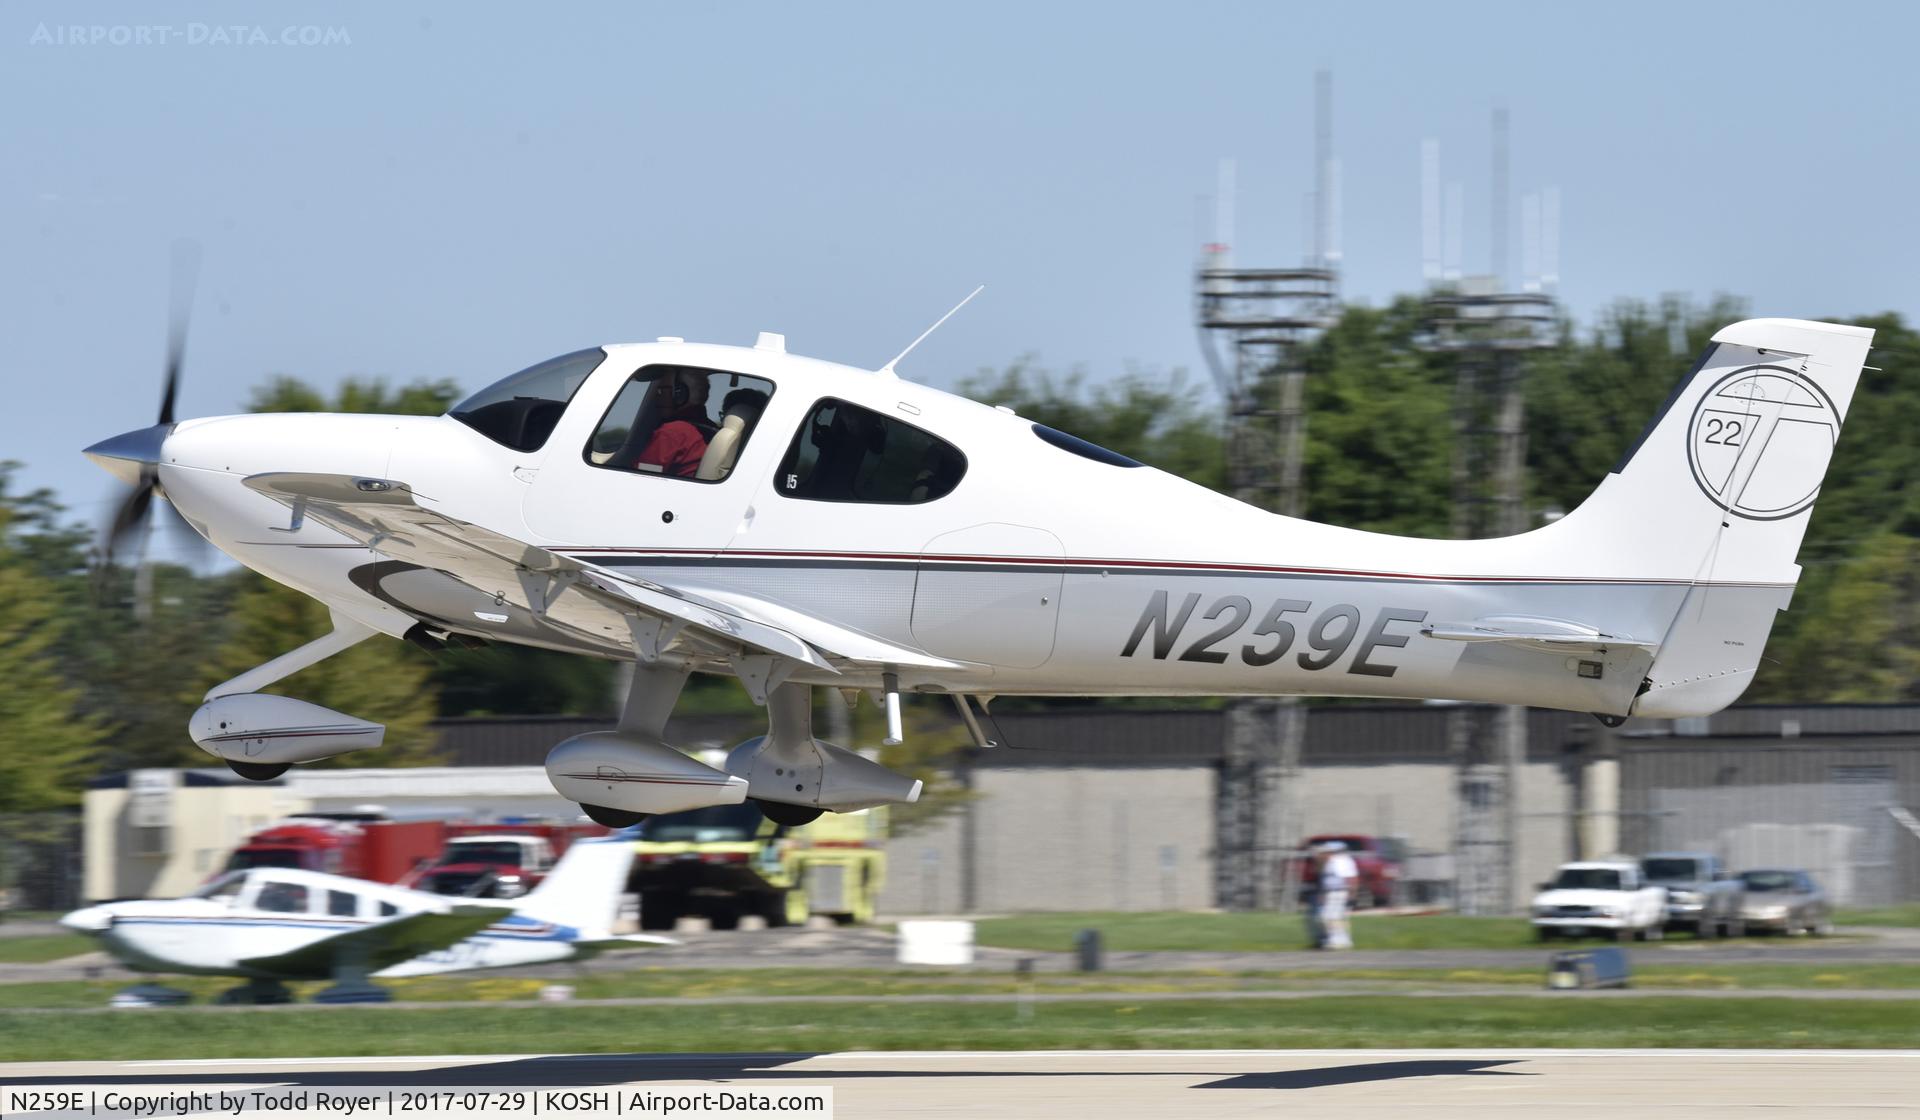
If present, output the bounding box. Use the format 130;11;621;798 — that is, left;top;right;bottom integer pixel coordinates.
630;801;887;929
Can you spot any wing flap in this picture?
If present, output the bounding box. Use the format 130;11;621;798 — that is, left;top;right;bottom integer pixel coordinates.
236;906;507;978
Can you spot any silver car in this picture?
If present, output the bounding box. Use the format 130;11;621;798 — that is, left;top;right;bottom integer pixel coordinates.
1737;869;1833;936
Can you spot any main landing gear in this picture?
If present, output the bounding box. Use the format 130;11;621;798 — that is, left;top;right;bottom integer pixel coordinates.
545;661;922;827
580;804;649;829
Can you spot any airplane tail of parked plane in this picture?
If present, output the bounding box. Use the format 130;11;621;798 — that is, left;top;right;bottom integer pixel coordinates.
1528;317;1874;716
514;835;636;935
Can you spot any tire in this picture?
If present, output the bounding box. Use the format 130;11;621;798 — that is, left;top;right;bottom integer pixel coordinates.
639;892;683;931
1644;922;1664;942
226;760;289;782
580;803;648;829
755;799;825;827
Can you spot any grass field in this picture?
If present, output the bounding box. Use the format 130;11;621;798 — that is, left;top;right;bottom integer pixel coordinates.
0;933;96;964
1834;904;1920;927
7;962;1920;1011
970;910;1902;953
2;995;1915;1060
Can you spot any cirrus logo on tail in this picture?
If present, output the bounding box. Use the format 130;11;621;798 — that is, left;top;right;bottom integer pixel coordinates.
1686;365;1841;521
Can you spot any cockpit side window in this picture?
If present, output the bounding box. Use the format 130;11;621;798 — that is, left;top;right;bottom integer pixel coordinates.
776;398;967;504
255;881;311;914
584;365;776;483
450;348;605;453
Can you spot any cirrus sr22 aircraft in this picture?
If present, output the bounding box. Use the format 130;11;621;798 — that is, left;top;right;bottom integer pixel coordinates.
84;314;1873;829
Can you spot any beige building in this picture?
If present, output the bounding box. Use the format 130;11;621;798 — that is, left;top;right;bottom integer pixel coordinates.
84;770;298;901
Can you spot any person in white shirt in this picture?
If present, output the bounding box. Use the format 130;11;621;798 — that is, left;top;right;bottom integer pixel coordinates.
1310;841;1358;950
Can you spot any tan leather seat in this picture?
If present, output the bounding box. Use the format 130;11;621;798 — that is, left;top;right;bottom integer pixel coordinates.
695;413;748;481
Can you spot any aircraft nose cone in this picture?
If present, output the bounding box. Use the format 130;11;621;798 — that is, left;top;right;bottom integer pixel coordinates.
60;904;116;933
83;423;172;486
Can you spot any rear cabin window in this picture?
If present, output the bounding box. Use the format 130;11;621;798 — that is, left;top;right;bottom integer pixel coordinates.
585;365;775;483
449;348;604;453
777;398;966;504
327;889;359;918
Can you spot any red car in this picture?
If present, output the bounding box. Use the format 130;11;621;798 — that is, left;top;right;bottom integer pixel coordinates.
1295;834;1408;908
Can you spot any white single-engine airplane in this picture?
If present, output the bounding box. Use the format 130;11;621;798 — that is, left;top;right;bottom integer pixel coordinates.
60;836;669;1003
84;312;1873;828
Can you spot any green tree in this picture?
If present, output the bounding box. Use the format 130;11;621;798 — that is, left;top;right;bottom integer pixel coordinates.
1751;531;1920;702
247;375;463;416
1299;297;1454;536
200;576;441;765
0;474;103;808
1524;296;1745;519
958;363;1226;491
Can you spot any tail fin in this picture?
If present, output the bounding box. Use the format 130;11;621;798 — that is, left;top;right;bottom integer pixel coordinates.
513;837;634;935
1548;317;1873;716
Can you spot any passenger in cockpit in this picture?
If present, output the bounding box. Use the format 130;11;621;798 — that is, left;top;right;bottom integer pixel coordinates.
635;370;714;477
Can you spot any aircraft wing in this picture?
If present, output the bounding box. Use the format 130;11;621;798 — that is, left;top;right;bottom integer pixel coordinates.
1421;617;1657;650
235;905;508;979
243;473;963;677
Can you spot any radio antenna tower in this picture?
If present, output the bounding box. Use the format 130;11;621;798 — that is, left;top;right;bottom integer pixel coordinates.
1194;71;1339;913
1419;106;1561;916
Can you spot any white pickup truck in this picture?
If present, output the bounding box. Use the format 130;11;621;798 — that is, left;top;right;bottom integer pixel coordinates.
1530;860;1668;941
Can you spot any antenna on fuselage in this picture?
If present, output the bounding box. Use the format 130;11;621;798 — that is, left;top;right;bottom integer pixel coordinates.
876;285;985;379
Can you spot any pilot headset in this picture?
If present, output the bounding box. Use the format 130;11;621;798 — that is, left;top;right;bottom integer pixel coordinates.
660;370;692;408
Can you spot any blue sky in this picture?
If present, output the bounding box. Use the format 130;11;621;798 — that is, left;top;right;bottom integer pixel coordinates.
5;0;1917;546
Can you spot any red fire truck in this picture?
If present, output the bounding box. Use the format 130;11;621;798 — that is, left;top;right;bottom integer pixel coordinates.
406;821;608;899
221;814;448;884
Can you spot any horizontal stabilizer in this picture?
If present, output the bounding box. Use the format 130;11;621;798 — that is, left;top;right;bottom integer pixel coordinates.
572;933;680;954
1421;617;1656;650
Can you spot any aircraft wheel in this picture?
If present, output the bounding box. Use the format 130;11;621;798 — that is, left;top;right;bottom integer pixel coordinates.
226;760;289;782
639;892;683;931
580;803;648;829
755;799;824;827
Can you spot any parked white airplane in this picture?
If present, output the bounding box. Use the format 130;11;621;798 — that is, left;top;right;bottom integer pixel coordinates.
83;311;1873;828
60;837;669;1003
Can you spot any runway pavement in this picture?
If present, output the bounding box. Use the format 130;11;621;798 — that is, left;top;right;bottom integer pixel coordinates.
3;1049;1916;1118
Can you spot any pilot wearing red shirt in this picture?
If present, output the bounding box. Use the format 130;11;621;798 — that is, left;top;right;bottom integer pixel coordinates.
635;370;713;477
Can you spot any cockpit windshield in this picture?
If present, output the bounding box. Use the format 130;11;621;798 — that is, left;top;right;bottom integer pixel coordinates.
450;348;605;452
193;871;248;901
